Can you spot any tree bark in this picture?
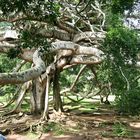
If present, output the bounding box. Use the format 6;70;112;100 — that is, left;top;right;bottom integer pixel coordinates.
53;68;63;112
0;48;46;84
30;77;46;114
42;75;50;120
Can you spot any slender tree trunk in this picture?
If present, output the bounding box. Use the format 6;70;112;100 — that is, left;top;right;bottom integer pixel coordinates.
42;75;50;120
53;68;63;112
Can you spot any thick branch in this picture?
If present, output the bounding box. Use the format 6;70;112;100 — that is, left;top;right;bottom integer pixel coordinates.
52;41;104;57
38;28;72;41
73;31;106;43
0;41;104;84
0;41;34;62
70;55;102;64
0;48;46;84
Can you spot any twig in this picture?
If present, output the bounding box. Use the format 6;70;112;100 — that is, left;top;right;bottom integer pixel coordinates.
75;0;92;18
91;1;106;30
119;66;130;91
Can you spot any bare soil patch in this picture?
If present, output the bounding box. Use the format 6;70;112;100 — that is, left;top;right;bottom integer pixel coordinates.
0;105;140;140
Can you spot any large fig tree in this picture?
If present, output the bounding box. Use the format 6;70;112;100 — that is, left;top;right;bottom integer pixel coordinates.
0;0;139;118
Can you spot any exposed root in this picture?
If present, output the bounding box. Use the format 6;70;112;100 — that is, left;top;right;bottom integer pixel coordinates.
3;110;19;116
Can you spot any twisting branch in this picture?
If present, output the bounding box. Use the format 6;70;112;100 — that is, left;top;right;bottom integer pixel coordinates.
73;31;105;43
75;0;92;18
119;66;130;91
0;48;46;84
38;28;72;41
91;0;106;30
0;41;104;85
57;20;77;34
61;65;87;94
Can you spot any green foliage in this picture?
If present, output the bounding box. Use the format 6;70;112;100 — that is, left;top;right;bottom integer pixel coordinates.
1;85;16;96
60;65;82;88
99;25;140;115
116;88;140;115
0;0;60;23
0;54;19;102
7;48;21;59
98;26;139;85
111;0;136;14
0;54;19;72
105;13;123;29
0;22;11;27
20;29;50;50
103;27;138;64
60;65;95;95
113;122;133;137
43;122;64;135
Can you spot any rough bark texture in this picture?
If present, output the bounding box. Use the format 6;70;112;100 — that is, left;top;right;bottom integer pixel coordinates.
0;41;104;85
30;77;46;114
53;68;63;112
42;75;50;119
0;48;46;84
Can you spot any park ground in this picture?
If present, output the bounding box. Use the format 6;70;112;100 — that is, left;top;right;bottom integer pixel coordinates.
0;96;140;140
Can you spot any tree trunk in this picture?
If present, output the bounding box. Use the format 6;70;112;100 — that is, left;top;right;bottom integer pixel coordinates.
53;68;63;112
30;77;46;114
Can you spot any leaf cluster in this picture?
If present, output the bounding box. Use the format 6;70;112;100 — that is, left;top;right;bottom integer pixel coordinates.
116;86;140;115
0;0;60;23
7;47;21;59
99;26;139;88
0;54;19;72
111;0;137;14
98;25;140;114
20;28;49;49
103;27;139;65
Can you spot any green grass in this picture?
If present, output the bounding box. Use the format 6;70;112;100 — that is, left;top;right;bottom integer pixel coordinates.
21;102;30;112
63;97;99;113
43;122;65;135
23;132;38;139
112;122;134;137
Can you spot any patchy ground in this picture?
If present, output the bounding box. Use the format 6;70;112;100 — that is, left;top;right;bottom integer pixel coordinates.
0;103;140;140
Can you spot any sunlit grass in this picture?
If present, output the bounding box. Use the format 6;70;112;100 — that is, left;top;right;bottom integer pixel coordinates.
112;122;134;137
23;132;38;139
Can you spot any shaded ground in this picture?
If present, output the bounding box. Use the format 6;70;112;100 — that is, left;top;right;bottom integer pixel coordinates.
0;103;140;140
